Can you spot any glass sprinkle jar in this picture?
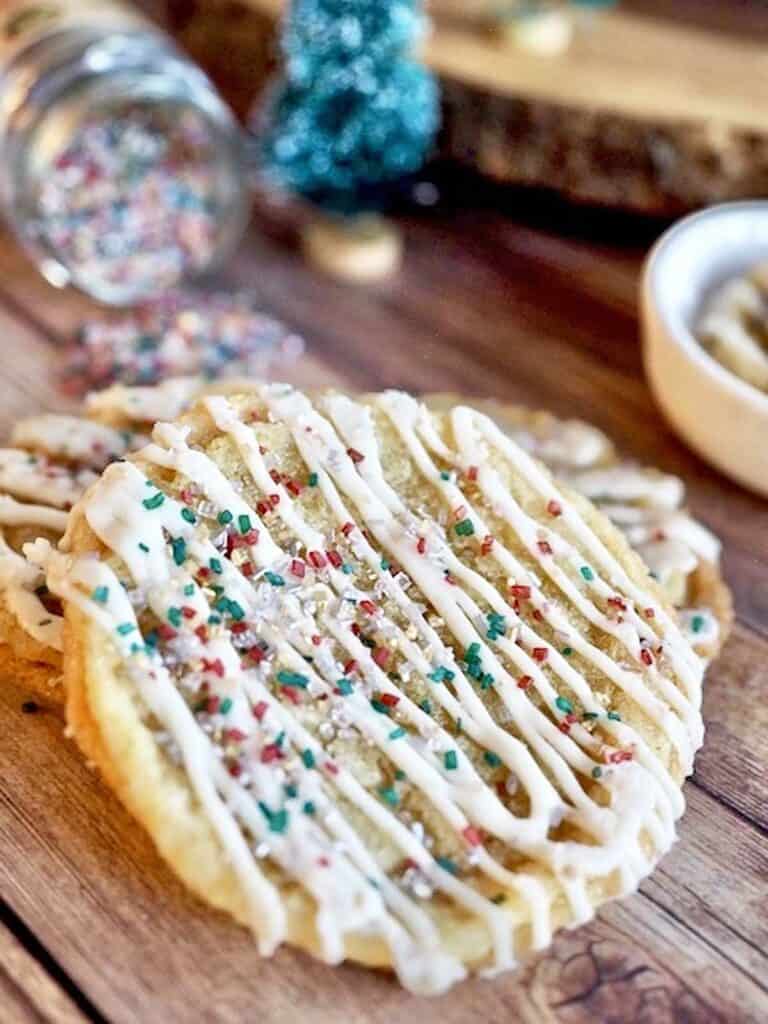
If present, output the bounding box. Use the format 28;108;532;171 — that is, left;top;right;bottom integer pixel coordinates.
0;1;250;305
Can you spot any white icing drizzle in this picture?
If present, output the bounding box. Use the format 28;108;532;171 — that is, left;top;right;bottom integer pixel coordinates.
0;449;95;508
11;414;142;469
0;532;62;650
39;388;704;994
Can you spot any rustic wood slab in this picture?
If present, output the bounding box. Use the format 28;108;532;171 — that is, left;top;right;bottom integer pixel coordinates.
0;184;766;1023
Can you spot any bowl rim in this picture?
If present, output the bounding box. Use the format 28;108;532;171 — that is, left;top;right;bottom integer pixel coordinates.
642;200;768;416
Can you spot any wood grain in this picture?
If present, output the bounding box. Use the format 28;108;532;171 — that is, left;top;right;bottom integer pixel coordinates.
0;915;87;1024
0;131;767;1024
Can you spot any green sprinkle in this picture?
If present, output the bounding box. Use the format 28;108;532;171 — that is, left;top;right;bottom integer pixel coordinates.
388;726;406;740
219;698;233;714
238;513;252;534
264;571;285;587
484;751;502;767
378;786;399;807
394;769;406;781
301;748;316;769
380;558;390;571
129;643;144;655
184;583;195;596
341;563;354;574
284;783;298;799
144;630;158;648
582;712;599;720
303;800;316;815
607;710;622;721
436;856;458;875
167;607;182;628
207;614;221;625
209;557;223;574
268;809;288;834
181;507;196;524
337;678;354;695
370;699;390;715
142;492;165;510
465;642;481;663
480;673;495;690
592;766;603;779
276;671;308;689
466;661;483;681
428;665;455;683
275;730;286;748
455;518;475;537
440;470;451;481
171;537;187;565
308;472;318;487
580;566;595;582
490;893;507;905
91;586;109;604
218;510;233;525
419;699;432;715
228;600;245;621
116;622;135;636
691;614;705;634
444;750;458;771
555;696;573;714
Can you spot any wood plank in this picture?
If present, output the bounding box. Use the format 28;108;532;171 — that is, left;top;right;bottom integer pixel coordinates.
0;915;88;1024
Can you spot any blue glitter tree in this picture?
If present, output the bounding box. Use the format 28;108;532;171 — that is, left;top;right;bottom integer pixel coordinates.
260;0;439;214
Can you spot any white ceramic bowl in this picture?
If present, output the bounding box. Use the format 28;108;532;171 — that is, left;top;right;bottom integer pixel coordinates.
642;201;768;497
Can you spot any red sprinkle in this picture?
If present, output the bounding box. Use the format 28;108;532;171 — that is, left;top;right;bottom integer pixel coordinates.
291;559;306;578
202;658;225;678
326;549;342;568
241;562;254;578
532;647;548;663
282;686;301;705
607;749;634;765
510;584;531;599
379;692;400;708
341;521;355;536
260;743;283;764
640;649;653;666
644;607;655;619
467;465;478;482
537;540;552;555
324;761;339;775
256;501;269;517
311;634;323;647
269;494;280;508
532;609;543;622
228;762;242;778
372;647;390;668
359;599;377;616
444;572;457;586
607;596;627;611
206;696;220;714
225;728;247;742
253;700;269;720
230;622;248;635
547;499;562;517
350;622;361;636
247;645;265;665
462;825;483;847
181;606;196;619
347;447;365;464
194;625;208;643
285;479;302;497
269;468;281;484
308;550;327;569
517;675;533;690
344;659;358;675
480;534;494;556
417;536;427;555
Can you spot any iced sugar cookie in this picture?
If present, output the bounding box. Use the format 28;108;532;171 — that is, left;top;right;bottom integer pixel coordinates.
43;387;705;993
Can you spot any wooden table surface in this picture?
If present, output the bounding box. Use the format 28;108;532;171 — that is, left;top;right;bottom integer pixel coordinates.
0;184;766;1024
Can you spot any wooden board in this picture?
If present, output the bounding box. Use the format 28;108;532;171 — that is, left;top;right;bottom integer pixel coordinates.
168;0;768;213
0;184;766;1021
